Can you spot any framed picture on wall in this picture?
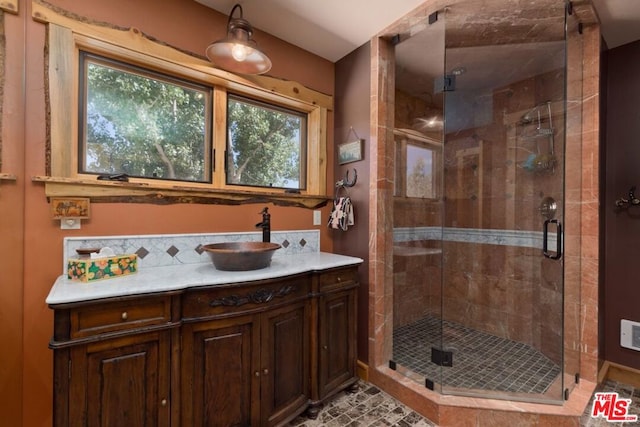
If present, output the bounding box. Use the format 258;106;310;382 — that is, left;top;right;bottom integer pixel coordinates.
338;139;363;165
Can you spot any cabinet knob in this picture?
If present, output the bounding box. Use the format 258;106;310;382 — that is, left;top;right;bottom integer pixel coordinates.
337;276;342;282
255;371;260;377
323;345;328;350
263;369;269;375
121;312;128;320
161;399;167;407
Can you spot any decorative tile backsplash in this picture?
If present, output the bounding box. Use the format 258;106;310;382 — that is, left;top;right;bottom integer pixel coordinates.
63;230;319;274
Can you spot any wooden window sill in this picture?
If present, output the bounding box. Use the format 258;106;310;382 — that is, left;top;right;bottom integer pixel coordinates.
32;176;331;209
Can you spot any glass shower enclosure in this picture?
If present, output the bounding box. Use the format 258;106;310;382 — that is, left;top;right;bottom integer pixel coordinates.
391;0;581;403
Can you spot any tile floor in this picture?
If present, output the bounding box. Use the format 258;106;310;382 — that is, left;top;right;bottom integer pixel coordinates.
580;379;640;427
288;379;640;426
288;381;436;426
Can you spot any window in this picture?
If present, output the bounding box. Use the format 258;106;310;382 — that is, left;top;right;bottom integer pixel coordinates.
80;53;212;182
406;144;434;198
394;129;441;199
41;14;331;208
227;95;306;189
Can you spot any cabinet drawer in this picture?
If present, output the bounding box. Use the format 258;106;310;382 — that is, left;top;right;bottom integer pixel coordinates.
319;267;358;292
183;276;310;319
70;296;171;339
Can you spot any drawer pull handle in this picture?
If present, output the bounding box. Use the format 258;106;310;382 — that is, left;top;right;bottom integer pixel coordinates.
209;285;297;308
255;371;260;377
263;369;269;375
161;399;167;407
337;277;342;282
121;312;128;321
323;345;328;350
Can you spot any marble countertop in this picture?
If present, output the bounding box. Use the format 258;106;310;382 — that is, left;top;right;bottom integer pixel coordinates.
46;252;363;305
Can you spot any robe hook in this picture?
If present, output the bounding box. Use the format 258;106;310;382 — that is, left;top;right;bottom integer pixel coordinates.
336;168;357;188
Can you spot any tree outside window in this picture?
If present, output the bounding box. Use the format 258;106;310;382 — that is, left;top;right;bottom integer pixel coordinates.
226;95;306;190
80;53;211;182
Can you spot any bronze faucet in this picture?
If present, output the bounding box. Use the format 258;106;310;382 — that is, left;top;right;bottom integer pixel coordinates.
256;207;271;242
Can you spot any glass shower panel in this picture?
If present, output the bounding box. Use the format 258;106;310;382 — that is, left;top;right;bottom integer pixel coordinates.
440;0;568;403
391;10;445;388
563;4;584;399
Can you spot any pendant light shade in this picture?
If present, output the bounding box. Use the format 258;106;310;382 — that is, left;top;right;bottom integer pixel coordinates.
206;4;272;75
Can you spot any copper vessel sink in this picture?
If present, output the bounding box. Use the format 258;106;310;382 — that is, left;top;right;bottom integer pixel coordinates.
202;242;281;271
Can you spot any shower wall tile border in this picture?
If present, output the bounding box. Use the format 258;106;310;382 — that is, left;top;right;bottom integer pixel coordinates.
62;230;319;274
394;226;557;249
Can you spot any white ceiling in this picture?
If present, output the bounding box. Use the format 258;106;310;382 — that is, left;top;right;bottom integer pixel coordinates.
197;0;640;62
195;0;426;62
592;0;640;50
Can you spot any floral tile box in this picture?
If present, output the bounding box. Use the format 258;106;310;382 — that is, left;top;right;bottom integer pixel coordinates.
67;254;138;282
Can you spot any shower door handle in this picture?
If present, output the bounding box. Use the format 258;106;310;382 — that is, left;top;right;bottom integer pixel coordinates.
543;219;562;260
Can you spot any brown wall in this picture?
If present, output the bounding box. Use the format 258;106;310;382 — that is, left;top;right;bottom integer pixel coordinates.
1;1;336;425
0;8;26;426
603;39;640;370
334;42;371;363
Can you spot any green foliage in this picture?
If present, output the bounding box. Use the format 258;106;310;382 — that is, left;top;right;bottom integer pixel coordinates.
227;97;303;189
84;57;208;181
82;55;304;189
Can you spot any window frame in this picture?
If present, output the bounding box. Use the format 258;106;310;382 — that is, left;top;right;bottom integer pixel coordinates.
40;8;331;208
225;93;308;190
78;51;214;184
393;128;442;200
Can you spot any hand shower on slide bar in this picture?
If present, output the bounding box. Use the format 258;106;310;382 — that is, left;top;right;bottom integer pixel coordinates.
520;101;554;141
517;101;556;172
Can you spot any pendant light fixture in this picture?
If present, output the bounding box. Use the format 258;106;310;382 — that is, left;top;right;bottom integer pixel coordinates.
205;3;272;75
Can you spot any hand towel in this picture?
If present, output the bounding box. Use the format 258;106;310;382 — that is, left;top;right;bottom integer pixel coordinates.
328;196;355;231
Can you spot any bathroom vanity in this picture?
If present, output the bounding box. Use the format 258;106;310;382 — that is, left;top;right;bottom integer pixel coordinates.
47;253;361;427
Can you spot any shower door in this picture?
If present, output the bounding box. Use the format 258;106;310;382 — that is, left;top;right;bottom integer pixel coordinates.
390;5;447;390
438;0;570;403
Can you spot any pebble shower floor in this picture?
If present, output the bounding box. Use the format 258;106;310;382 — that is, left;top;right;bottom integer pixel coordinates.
392;316;560;394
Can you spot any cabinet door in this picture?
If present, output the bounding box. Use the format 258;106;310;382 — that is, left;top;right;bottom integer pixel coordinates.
68;331;170;427
318;289;357;399
261;302;310;426
181;315;261;427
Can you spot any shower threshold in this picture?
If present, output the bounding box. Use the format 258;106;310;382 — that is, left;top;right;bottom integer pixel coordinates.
392;316;561;395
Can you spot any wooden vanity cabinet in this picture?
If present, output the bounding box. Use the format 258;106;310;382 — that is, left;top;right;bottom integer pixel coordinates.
308;266;359;417
318;268;358;399
181;274;310;427
50;265;359;427
50;294;176;427
70;331;171;427
181;315;259;426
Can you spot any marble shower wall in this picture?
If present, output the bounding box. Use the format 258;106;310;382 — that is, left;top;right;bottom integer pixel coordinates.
442;70;565;363
392;43;568;364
